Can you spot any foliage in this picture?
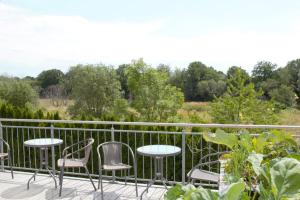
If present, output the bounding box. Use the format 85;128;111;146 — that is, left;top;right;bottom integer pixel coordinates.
184;61;225;101
37;69;64;90
0;77;38;108
197;80;226;101
211;68;277;124
258;158;300;200
227;66;250;83
164;181;245;200
126;58;184;122
282;59;300;103
66;64;126;118
252;61;276;84
116;64;130;99
270;85;297;108
202;128;299;199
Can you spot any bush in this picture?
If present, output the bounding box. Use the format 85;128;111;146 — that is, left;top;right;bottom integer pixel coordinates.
0;77;38;108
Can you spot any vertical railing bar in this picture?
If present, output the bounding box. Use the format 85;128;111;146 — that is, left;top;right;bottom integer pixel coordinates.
71;129;74;173
134;132;137;179
10;127;14;168
90;130;94;174
4;126;8;168
182;128;186;184
77;129;80;174
120;131;123;178
64;129;68;173
173;134;176;182
22;128;25;168
58;129;61;159
111;126;115;181
165;132;168;180
17;128;20;167
27;128;31;169
150;132;152;179
142;132;144;179
0;122;4;171
51;124;56;176
191;134;194;168
33;128;36;169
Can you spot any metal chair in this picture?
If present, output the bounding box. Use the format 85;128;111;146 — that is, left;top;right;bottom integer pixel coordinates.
0;138;13;179
97;141;138;199
187;151;229;187
57;138;96;197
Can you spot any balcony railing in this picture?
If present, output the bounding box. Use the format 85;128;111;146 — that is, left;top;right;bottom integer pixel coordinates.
0;118;300;187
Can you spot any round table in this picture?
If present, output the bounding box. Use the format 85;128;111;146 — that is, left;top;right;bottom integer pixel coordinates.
137;145;181;199
24;138;63;190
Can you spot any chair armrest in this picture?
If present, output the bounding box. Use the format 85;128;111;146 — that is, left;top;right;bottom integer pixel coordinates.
0;138;10;151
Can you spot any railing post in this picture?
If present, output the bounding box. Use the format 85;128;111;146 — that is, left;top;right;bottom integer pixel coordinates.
111;125;115;182
0;122;4;171
51;124;56;176
111;126;115;141
181;128;186;184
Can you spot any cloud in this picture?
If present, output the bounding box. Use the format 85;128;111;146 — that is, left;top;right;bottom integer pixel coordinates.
0;2;300;77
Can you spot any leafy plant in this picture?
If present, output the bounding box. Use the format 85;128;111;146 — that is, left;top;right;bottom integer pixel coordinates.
164;180;245;200
258;158;300;200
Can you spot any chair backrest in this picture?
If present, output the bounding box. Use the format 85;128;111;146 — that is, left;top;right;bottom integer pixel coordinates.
82;138;94;165
101;142;122;165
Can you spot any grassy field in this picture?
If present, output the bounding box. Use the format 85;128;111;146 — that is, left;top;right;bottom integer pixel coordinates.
38;99;72;119
38;99;300;125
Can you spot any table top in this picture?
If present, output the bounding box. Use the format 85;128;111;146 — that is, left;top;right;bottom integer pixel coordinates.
137;145;181;157
24;138;63;148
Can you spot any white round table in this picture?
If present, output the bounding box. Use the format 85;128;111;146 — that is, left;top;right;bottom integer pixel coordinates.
137;145;181;199
24;138;63;190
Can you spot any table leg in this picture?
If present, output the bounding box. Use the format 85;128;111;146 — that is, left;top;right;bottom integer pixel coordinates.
27;147;57;190
140;157;169;199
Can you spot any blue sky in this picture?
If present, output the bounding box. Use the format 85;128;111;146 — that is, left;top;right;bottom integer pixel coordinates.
1;0;300;77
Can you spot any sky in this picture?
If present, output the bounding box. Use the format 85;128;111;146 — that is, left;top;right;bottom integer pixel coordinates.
1;0;300;77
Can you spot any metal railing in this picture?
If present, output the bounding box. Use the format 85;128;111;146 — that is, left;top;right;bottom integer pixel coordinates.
0;118;300;186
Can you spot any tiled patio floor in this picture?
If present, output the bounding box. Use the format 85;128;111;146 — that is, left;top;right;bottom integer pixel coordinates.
0;171;166;200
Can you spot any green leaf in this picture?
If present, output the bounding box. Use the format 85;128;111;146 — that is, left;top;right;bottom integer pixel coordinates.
287;153;300;161
164;184;184;200
203;129;238;149
247;153;264;176
270;158;300;199
220;180;246;200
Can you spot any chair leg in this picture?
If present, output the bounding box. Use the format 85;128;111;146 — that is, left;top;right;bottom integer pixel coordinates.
84;166;96;191
134;163;138;197
59;167;64;197
8;153;14;179
100;171;104;200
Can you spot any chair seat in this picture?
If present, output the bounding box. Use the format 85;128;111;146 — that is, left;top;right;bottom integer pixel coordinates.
57;158;84;168
0;153;8;158
187;169;219;182
103;163;132;171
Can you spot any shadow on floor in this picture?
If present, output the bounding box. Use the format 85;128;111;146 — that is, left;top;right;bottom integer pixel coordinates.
45;187;77;200
1;184;45;199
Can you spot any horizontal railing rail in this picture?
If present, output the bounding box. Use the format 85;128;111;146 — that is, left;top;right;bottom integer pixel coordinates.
0;118;299;188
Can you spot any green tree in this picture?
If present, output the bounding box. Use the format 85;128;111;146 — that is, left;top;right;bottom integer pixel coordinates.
283;59;300;103
211;69;277;124
126;59;184;122
169;68;186;92
185;61;225;101
197;80;226;101
0;77;38;108
37;69;64;90
67;64;125;117
270;85;297;108
252;61;276;84
227;66;250;83
116;64;130;99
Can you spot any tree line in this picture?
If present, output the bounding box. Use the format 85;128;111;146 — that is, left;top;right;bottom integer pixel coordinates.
1;58;300;122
